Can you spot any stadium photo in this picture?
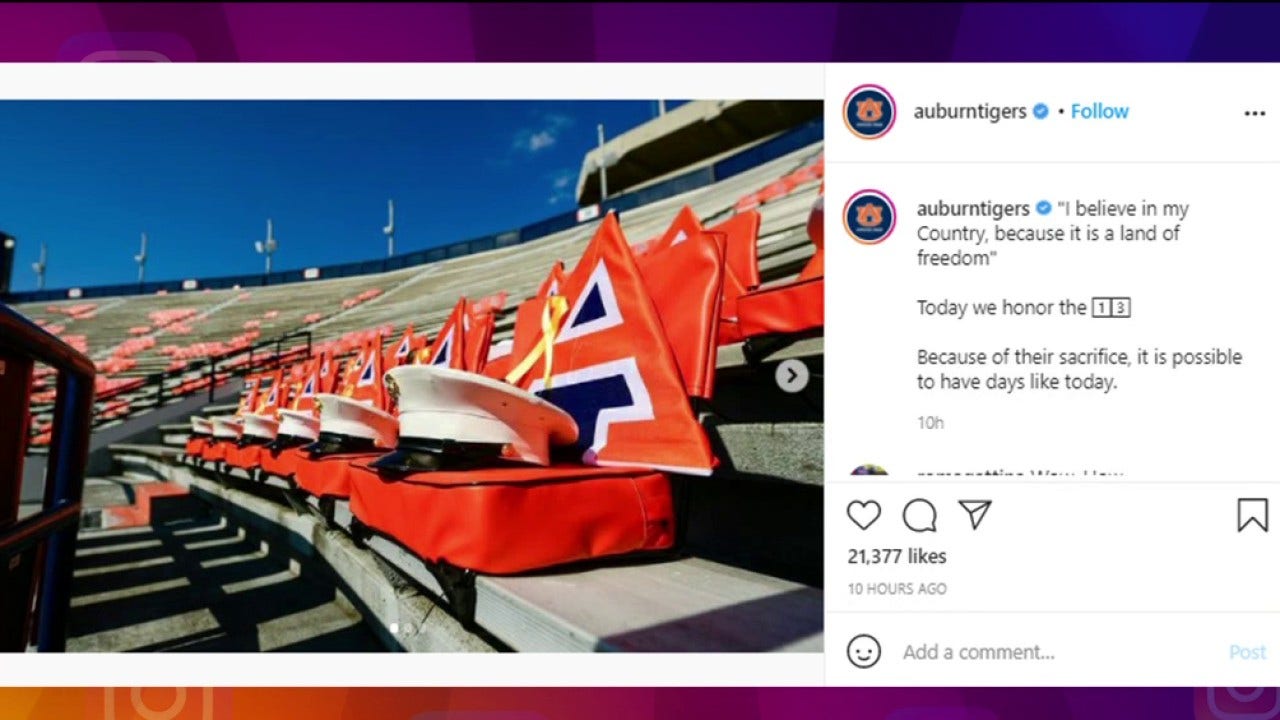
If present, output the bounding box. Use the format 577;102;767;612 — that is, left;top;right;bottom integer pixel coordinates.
0;98;824;653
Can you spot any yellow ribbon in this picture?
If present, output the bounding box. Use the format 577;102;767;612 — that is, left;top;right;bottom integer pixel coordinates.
237;383;255;415
505;295;568;389
341;354;361;397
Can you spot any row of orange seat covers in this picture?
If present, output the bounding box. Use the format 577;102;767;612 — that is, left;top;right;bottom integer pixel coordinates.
188;198;823;574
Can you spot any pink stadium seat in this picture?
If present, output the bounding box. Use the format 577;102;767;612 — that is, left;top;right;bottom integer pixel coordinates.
470;292;508;317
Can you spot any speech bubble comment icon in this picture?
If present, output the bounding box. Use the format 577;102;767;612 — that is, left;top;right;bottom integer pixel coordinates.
903;499;938;532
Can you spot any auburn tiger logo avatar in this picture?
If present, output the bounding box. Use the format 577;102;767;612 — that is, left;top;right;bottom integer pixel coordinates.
843;84;896;139
844;190;896;245
856;202;883;228
856;98;883;123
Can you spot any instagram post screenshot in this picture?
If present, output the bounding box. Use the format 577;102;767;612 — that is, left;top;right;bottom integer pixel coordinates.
1;3;1279;720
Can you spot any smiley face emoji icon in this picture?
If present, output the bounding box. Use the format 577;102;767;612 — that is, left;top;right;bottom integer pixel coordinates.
847;634;882;669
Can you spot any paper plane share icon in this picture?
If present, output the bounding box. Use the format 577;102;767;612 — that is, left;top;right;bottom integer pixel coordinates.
958;500;992;530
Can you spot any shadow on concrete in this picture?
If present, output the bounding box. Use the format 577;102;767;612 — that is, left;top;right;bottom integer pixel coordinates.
68;511;382;652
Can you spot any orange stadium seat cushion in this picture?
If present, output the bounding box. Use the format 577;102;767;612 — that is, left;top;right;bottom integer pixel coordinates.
259;445;307;478
635;212;725;400
347;461;674;575
200;440;229;463
736;192;823;339
736;276;824;338
642;207;762;348
708;210;762;293
291;337;397;497
223;442;266;469
184;436;209;457
294;451;384;499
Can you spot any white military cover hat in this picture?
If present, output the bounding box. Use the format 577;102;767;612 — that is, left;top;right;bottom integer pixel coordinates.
383;364;577;467
208;415;243;440
240;412;280;441
313;392;398;448
276;408;321;442
190;416;214;436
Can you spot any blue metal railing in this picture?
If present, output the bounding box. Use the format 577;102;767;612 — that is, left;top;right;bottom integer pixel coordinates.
0;302;95;651
3;119;823;304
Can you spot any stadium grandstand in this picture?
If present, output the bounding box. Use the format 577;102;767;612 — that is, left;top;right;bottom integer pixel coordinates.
2;101;824;653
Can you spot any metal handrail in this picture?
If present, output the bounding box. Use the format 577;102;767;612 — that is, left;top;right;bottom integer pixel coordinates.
23;328;313;435
3;308;308;649
0;306;96;377
203;328;312;402
0;302;95;652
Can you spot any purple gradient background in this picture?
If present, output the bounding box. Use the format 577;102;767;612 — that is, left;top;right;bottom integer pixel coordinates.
0;3;1273;717
0;3;1275;63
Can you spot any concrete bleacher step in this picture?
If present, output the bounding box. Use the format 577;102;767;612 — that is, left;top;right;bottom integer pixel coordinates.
716;335;822;370
202;404;240;415
78;459;203;530
82;475;149;511
111;445;821;652
159;423;192;447
364;531;821;652
68;513;384;652
707;422;822;486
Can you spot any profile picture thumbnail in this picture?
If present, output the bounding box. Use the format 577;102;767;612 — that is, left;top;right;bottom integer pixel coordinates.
852;464;888;476
843;84;896;139
843;190;896;245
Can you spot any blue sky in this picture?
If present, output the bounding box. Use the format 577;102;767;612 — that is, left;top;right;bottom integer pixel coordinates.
0;100;680;291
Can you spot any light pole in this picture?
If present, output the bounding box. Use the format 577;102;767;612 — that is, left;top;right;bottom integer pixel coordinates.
592;124;620;204
134;232;148;285
31;243;46;290
383;199;395;257
596;123;608;200
254;219;277;278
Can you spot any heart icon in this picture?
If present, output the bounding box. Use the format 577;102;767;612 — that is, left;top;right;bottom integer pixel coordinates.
846;500;881;530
